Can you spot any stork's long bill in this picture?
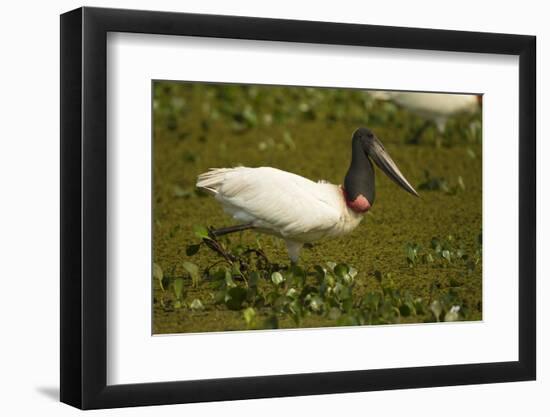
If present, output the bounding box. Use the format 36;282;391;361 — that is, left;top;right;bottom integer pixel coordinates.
343;128;418;213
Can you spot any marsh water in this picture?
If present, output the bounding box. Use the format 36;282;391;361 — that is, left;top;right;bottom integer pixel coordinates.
152;82;482;333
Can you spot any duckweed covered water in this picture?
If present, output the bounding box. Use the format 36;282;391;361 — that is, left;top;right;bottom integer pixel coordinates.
152;81;482;334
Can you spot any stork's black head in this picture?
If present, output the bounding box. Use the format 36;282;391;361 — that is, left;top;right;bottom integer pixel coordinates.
344;127;418;212
352;127;377;153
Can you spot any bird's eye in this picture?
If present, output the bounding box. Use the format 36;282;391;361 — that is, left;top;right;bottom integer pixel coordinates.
366;132;374;139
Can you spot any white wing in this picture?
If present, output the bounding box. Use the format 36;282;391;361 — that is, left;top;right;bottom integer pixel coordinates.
383;92;478;117
197;167;343;239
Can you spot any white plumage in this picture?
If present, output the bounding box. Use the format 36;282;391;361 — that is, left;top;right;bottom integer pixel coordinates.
197;167;363;262
196;127;419;263
372;92;480;132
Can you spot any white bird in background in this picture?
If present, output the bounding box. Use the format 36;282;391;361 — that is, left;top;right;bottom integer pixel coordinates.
196;128;418;263
372;91;481;143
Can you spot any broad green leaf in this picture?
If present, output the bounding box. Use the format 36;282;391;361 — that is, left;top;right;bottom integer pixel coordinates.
342;299;353;313
364;292;380;309
186;244;201;256
430;300;443;322
153;263;164;290
334;263;349;279
245;286;258;303
173;277;184;301
325;274;336;288
288;300;302;326
283;131;296;150
225;287;247;310
231;262;242;276
300;285;316;300
225;270;236;288
334;282;351;300
193;224;209;239
274;295;291;310
313;265;326;279
248;271;260;287
214;290;226;304
182;261;200;277
243;307;256;327
271;271;284;286
342;273;354;285
182;261;201;287
286;288;298;299
422;253;434;264
209;267;226;281
161;276;171;292
190;298;205;311
326;261;337;271
289;265;306;286
413;298;425;315
309;295;324;312
444;305;461;322
399;303;412;317
407;245;418;264
431;237;442;253
328;307;342;320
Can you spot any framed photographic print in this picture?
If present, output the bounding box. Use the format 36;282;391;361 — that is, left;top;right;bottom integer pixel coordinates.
60;6;536;409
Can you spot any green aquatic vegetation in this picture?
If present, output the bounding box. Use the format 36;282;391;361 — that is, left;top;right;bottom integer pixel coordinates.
154;263;187;311
152;231;476;330
405;242;422;266
257;131;296;152
172;184;208;199
152;81;482;334
444;117;483;145
405;235;481;276
417;170;466;195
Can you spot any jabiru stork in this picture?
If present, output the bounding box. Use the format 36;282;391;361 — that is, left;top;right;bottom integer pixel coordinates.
372;92;481;144
196;127;418;263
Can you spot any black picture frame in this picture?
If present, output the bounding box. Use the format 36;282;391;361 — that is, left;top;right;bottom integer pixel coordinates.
60;6;536;410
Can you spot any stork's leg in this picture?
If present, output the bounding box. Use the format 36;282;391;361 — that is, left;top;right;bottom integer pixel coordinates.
285;240;304;265
209;223;255;238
